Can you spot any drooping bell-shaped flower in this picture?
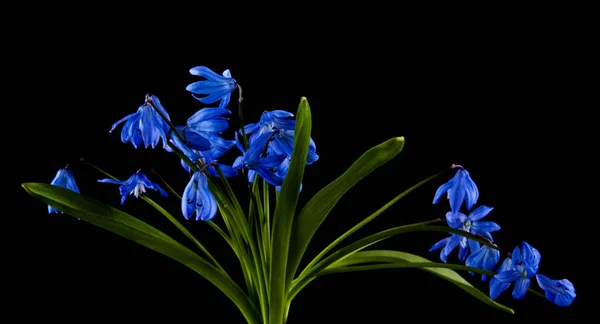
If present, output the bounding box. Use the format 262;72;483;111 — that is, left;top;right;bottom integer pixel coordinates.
98;171;168;204
433;165;479;213
535;274;576;306
110;94;171;149
465;244;500;281
232;131;286;186
243;110;296;143
182;171;218;221
186;66;237;108
48;166;80;214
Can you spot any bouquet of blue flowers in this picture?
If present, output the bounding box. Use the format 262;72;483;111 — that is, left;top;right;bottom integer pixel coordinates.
22;65;575;323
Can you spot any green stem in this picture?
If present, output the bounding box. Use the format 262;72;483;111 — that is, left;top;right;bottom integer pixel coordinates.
236;84;250;150
142;196;228;275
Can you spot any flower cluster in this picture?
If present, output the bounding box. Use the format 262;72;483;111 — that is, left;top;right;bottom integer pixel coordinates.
49;66;318;223
430;165;576;306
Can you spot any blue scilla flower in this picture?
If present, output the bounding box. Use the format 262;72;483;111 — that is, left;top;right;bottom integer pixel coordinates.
186;66;237;107
536;274;576;306
269;129;319;165
243;110;296;143
446;205;500;241
98;171;168;204
433;165;479;213
466;244;500;281
110;94;171;149
429;234;480;263
489;257;514;300
48;166;80;214
182;171;218;221
430;206;498;263
232;131;287;186
492;242;541;299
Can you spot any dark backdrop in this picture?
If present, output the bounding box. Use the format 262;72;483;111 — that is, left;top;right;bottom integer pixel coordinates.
8;8;590;323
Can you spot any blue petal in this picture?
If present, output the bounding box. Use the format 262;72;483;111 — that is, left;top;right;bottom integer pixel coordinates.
495;270;522;283
140;106;161;148
195;172;218;221
189;66;228;81
255;166;284;187
258;153;287;168
207;164;238;178
429;237;450;252
512;277;530;299
471;221;501;235
458;245;469;262
449;170;468;213
181;173;199;220
270;110;294;118
441;235;462;263
64;170;80;193
120;111;141;143
468;205;493;221
187;107;231;126
179;127;212;151
97;178;126;185
489;257;513;299
511;245;523;264
446;211;467;229
462;170;479;210
110;112;135;133
432;181;453;205
521;242;541;273
468;239;480;254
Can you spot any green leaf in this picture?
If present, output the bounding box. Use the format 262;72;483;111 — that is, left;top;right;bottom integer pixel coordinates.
289;221;498;300
287;137;405;283
324;250;514;314
22;182;262;324
298;170;443;279
269;97;312;323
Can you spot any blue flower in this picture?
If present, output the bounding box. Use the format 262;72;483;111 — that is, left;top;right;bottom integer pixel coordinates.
186;66;237;107
243;110;296;143
110;94;171;149
430;206;498;263
433;165;479;213
489;257;514;300
492;242;541;299
98;171;168;204
446;205;500;241
465;244;500;281
536;274;576;306
232;131;286;186
429;234;480;263
48;167;80;214
269;129;319;165
182;172;218;221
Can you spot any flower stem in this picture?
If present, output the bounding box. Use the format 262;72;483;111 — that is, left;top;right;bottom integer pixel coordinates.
237;84;250;150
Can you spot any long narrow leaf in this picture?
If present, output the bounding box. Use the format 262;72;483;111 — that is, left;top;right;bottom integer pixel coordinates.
299;170;443;278
269;97;312;323
323;250;514;314
287;137;405;283
289;221;498;300
22;182;262;324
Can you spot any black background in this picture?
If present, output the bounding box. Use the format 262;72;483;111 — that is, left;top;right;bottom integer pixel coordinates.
8;6;591;323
